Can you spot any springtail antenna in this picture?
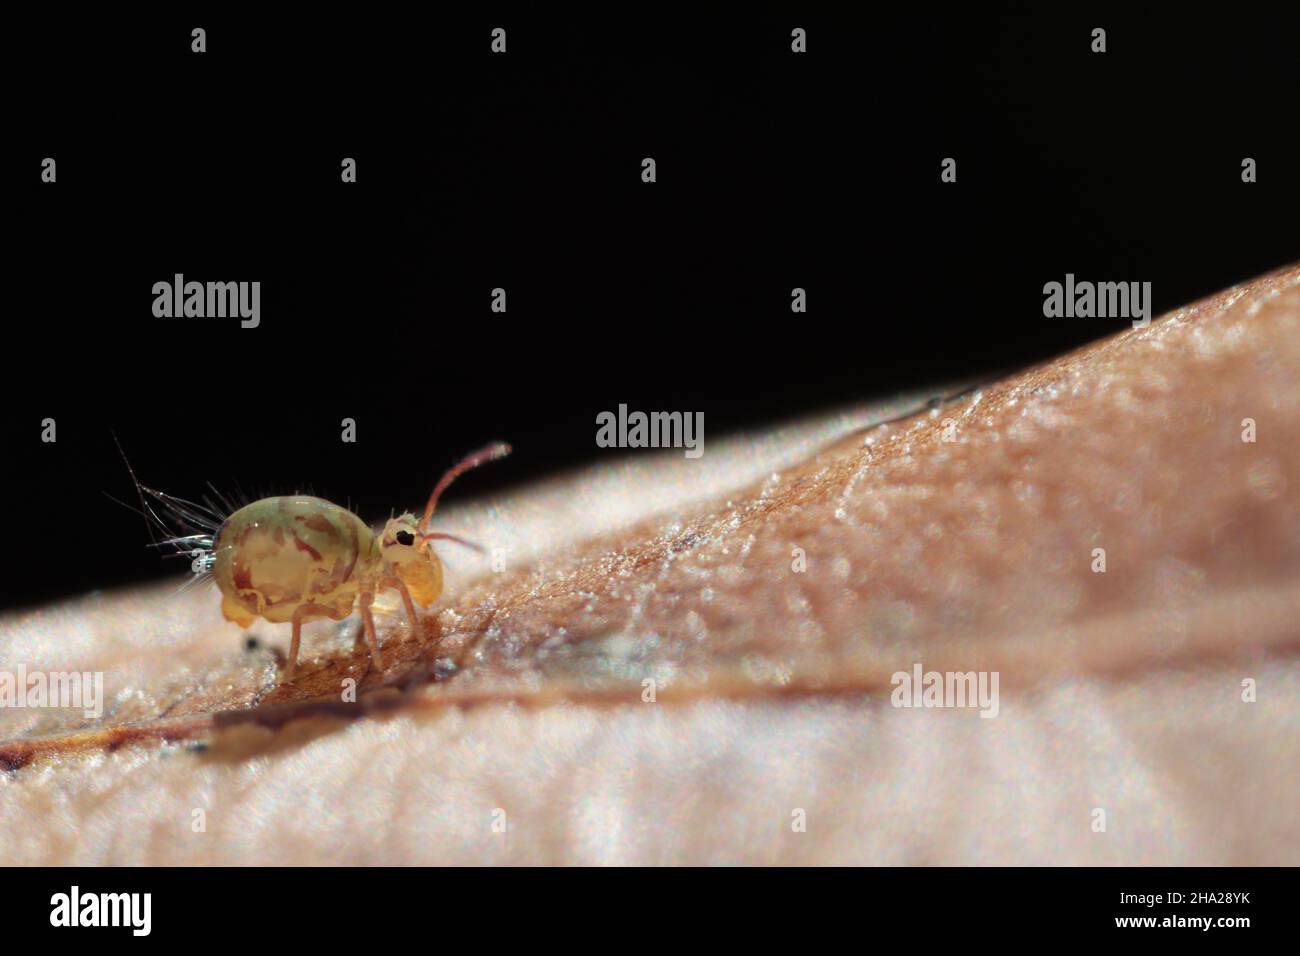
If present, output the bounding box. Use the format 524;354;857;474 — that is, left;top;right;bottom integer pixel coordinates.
419;442;512;534
422;531;486;554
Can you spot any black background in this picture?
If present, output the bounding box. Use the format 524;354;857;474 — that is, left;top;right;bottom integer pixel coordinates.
6;4;1299;607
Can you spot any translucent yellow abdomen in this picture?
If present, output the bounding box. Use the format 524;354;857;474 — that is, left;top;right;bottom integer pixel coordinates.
212;496;380;626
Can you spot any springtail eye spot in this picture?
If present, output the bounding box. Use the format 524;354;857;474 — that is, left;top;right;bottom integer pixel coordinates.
394;530;416;546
